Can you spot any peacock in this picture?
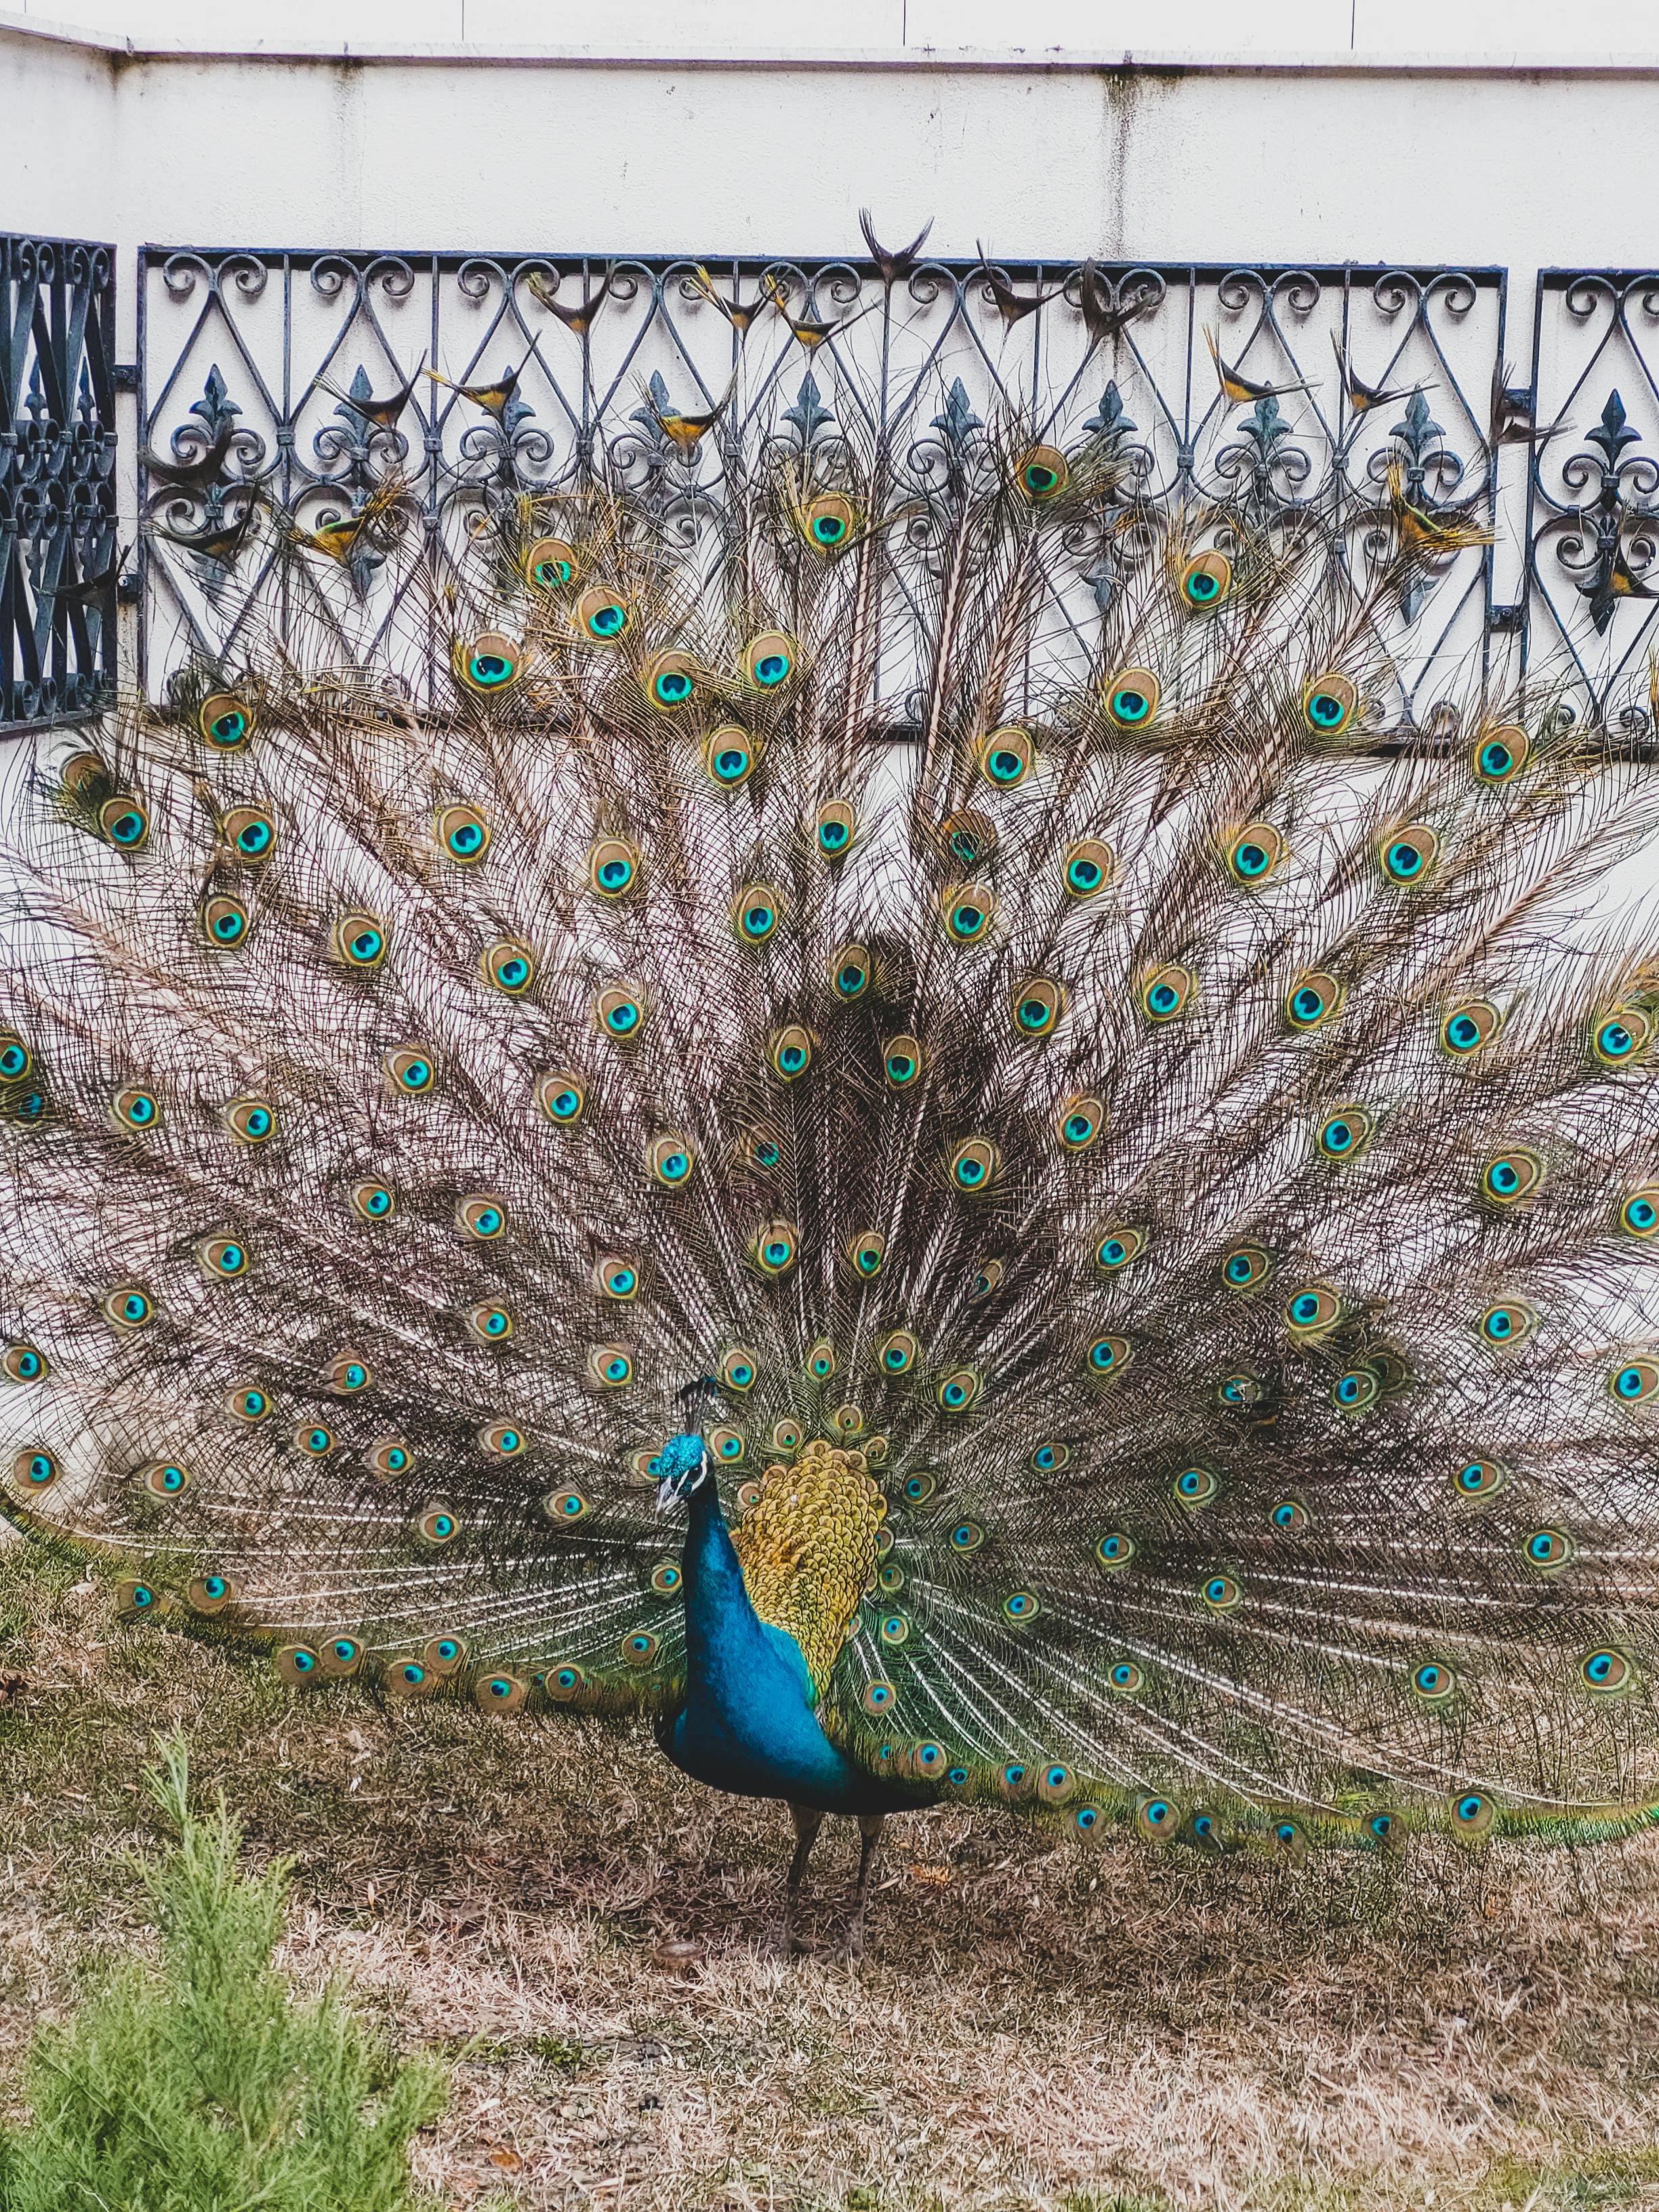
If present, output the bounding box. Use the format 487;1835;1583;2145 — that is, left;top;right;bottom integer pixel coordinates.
7;267;1659;1961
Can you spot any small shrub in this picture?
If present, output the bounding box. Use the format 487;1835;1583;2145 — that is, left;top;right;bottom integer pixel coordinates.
0;1732;445;2212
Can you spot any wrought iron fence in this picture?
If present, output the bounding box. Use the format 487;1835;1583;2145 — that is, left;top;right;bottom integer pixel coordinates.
0;233;118;735
1528;269;1659;731
135;248;1511;731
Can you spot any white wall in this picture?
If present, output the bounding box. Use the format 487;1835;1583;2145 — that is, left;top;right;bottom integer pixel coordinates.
10;18;1659;360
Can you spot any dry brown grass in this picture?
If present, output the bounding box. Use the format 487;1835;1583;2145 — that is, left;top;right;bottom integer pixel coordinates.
3;1538;1659;2212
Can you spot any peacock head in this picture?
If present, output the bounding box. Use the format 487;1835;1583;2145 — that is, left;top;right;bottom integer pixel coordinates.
656;1378;718;1511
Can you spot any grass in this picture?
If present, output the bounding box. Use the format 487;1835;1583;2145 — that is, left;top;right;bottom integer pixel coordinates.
3;1535;1659;2211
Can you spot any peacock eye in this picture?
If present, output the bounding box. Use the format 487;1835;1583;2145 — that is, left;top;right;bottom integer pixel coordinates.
222;1097;275;1144
1109;1658;1143;1693
595;1254;639;1300
1478;1300;1536;1348
188;1574;237;1614
112;1085;161;1133
1316;1105;1374;1161
1454;1456;1506;1498
844;1231;886;1279
936;1367;981;1413
642;651;698;712
1094;1229;1145;1275
901;1471;936;1505
969;1257;1004;1300
222;806;276;861
939;884;995;945
1593;1006;1651;1067
594;984;647;1040
734;884;782;945
453;631;523;694
1480;1149;1545;1206
524;535;577;590
947;1136;998;1194
741;631;797;689
876;1329;921;1375
750;1218;799;1277
0;1034;32;1082
1285;970;1343;1031
1285;1284;1342;1336
103;1283;156;1327
100;795;149;848
883;1036;923;1088
1200;1572;1242;1614
537;1071;586;1126
1011;977;1064;1038
576;587;629;642
361;1435;412;1477
526;537;579;597
1581;1647;1634;1695
622;1629;660;1667
1;1343;47;1383
1002;1589;1040;1622
1410;1658;1456;1702
1220;1244;1271;1290
457;1193;508;1240
467;1303;514;1343
1103;670;1159;731
350;1180;395;1221
1056;1093;1104;1151
1173;1465;1218;1507
1136;1794;1177;1839
200;896;250;948
815;798;857;856
1523;1525;1574;1571
714;1348;758;1395
275;1645;321;1685
1062;837;1114;897
647;1132;695;1186
1029;1441;1069;1473
1610;1357;1659;1404
198;1237;249;1279
977;726;1033;789
320;1636;363;1678
386;1048;435;1094
479;1423;524;1457
1271;1498;1309;1534
804;1338;838;1383
223;1382;270;1422
335;912;388;969
436;804;491;864
1450;1791;1494;1838
1379;827;1439;885
1332;1364;1381;1411
769;1024;813;1081
830;942;871;998
417;1507;459;1547
1094;1530;1134;1572
1016;444;1067;500
12;1447;58;1490
1441;998;1501;1055
803;491;856;550
1473;723;1529;782
482;940;535;994
1301;673;1357;734
861;1679;895;1715
1086;1335;1132;1377
1139;964;1193;1023
1226;823;1285;884
140;1458;192;1498
295;1423;335;1458
198;692;255;750
704;725;761;787
1620;1187;1659;1239
587;1343;634;1388
590;839;642;899
1180;549;1231;609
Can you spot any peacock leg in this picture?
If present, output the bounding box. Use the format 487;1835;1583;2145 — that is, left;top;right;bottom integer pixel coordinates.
844;1814;885;1960
781;1802;825;1954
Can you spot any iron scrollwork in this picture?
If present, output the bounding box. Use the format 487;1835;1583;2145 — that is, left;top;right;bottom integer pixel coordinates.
1;234;117;735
